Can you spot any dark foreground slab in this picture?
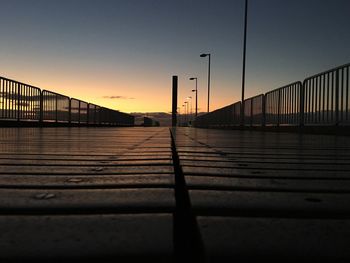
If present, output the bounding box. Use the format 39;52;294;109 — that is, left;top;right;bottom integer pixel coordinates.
0;127;175;262
0;127;349;262
173;127;350;262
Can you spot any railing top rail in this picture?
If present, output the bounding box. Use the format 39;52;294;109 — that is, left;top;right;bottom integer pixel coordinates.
303;62;350;82
244;94;264;102
42;89;70;99
265;81;302;96
205;105;228;115
0;76;41;91
70;98;88;105
222;104;234;109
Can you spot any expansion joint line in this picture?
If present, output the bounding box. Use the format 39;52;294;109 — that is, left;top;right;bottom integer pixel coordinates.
169;128;207;263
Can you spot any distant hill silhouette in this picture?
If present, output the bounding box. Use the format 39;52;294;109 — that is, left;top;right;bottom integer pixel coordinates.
131;112;207;127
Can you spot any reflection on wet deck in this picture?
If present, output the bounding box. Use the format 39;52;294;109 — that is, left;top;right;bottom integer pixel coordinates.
0;127;349;262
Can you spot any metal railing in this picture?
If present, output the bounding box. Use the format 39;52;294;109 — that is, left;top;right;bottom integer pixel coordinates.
88;104;101;125
303;63;350;125
194;101;241;127
143;117;160;127
1;77;41;121
0;76;134;126
244;94;264;126
42;90;70;122
265;82;302;126
193;63;350;128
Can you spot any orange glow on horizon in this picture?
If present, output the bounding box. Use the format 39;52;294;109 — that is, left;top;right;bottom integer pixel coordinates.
2;68;242;114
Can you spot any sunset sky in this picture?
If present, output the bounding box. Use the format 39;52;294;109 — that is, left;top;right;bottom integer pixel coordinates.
0;0;349;113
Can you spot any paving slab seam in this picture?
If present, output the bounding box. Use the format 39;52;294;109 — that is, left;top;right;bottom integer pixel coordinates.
170;128;207;263
183;172;350;180
0;184;175;189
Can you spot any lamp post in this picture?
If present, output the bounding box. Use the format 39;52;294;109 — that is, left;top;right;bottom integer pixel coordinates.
241;0;248;125
182;104;185;126
184;101;189;125
200;53;211;113
186;96;192;122
176;107;180;126
190;97;193;121
190;77;198;117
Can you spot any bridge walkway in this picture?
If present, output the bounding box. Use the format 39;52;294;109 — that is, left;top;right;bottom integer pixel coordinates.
0;127;349;262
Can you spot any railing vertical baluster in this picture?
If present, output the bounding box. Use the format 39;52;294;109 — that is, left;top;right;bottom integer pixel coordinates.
326;73;330;122
55;94;58;123
277;89;281;126
317;77;321;123
250;99;253;127
69;99;71;125
262;95;266;126
300;81;305;127
331;72;335;123
17;83;20;122
87;104;90;125
78;101;81;125
306;81;309;125
340;68;344;123
346;66;349;122
39;91;43;124
5;80;8;119
322;75;325;123
315;77;318;123
0;79;2;119
335;69;340;125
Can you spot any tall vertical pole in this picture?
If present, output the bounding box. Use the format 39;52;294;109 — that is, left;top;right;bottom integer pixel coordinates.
190;98;193;121
172;76;178;127
241;0;248;125
195;78;198;117
187;102;189;123
335;69;340;126
207;54;211;113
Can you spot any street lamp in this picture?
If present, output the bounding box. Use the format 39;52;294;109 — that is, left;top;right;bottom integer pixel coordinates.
190;77;198;117
241;0;248;125
200;53;211;113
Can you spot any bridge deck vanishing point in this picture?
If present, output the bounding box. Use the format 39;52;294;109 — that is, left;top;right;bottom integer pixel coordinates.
0;127;349;262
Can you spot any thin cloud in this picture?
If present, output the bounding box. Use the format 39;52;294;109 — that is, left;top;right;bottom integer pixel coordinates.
103;96;135;100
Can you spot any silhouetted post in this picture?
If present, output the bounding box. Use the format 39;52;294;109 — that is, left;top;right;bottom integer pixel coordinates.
87;104;89;125
68;99;72;125
190;77;198;117
55;95;58;123
200;53;211;112
16;83;20;122
300;82;305;127
172;76;178;127
241;0;248;125
335;69;340;126
39;91;44;124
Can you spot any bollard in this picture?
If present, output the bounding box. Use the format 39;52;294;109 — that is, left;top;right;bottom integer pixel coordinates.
172;76;178;127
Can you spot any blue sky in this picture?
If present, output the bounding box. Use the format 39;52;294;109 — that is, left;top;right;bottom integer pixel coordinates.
0;0;349;112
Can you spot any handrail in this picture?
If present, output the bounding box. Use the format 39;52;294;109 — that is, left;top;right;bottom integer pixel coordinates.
0;77;134;126
194;63;349;128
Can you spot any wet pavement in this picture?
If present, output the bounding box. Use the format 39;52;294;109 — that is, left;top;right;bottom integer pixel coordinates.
0;127;349;262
